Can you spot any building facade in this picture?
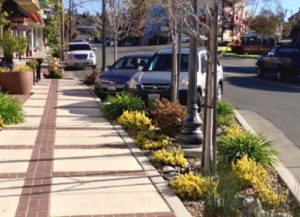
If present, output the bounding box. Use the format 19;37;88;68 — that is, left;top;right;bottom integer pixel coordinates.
1;0;44;58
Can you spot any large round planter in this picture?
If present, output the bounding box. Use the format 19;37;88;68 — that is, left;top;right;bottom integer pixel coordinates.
0;71;33;94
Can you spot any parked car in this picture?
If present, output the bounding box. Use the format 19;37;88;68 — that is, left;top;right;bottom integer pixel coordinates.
256;45;300;80
128;48;224;110
94;54;152;99
65;42;97;69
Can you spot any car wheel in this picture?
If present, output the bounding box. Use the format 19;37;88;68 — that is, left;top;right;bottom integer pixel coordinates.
257;67;265;78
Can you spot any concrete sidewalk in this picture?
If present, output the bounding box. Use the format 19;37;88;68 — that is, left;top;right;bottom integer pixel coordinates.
0;79;190;217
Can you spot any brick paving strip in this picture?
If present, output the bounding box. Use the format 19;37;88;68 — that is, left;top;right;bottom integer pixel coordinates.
15;79;58;217
6;79;177;217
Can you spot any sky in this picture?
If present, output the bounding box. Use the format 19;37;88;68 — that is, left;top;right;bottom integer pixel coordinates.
66;0;300;19
280;0;300;17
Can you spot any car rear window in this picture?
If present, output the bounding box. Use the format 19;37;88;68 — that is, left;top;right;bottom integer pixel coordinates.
277;47;300;57
112;57;150;70
69;44;92;51
147;54;189;72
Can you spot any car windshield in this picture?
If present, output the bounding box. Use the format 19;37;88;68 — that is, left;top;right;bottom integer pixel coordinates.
69;44;92;51
111;56;150;70
146;54;189;72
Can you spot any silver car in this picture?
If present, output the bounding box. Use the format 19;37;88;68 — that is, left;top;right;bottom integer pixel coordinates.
128;48;224;109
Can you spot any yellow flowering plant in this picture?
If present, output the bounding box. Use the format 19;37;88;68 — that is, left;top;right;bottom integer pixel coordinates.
117;110;152;132
135;130;171;150
153;148;187;167
170;172;216;200
230;155;287;209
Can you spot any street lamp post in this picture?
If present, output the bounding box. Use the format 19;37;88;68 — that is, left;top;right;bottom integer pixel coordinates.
60;0;65;61
176;0;203;149
102;0;106;72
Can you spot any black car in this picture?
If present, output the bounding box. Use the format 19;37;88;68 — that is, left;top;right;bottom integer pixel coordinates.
94;54;152;99
256;45;300;80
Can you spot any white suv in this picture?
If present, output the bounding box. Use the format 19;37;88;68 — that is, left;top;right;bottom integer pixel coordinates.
128;48;224;110
65;42;96;69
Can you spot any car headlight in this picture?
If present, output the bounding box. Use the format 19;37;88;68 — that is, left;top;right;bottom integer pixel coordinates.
89;53;94;58
128;79;137;89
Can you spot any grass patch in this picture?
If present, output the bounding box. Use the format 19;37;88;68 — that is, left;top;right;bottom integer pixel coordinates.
217;46;260;59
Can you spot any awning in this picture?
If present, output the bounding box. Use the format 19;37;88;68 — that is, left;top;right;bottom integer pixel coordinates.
13;0;40;13
29;12;43;24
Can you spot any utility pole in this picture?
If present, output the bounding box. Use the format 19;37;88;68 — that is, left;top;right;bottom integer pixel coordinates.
68;0;73;42
60;0;65;61
102;0;106;71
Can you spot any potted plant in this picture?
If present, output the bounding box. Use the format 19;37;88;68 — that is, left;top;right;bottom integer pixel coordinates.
0;65;33;94
0;31;32;94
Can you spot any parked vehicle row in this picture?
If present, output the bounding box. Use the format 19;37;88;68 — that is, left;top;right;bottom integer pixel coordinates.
256;45;300;80
94;48;224;111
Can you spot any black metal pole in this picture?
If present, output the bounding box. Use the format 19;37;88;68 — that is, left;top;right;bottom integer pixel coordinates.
60;0;65;61
102;0;106;72
176;0;203;147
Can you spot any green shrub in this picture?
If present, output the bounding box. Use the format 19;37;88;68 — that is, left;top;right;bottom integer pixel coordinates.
0;67;10;72
13;65;33;72
153;148;187;167
217;101;235;128
101;93;145;120
150;99;186;138
170;172;214;200
117;110;152;132
218;129;277;169
26;59;39;70
44;69;64;79
0;92;24;125
230;155;287;209
204;175;239;217
136;130;171;150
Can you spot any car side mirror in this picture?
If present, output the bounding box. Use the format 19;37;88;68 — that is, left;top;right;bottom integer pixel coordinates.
268;52;274;57
93;47;97;51
107;65;112;70
137;66;143;72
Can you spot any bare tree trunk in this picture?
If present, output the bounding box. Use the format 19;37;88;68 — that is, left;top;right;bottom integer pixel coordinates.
171;18;178;101
60;0;65;61
113;33;118;62
202;0;218;175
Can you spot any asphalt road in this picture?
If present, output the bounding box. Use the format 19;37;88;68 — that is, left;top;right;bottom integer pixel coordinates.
65;45;300;149
221;57;300;149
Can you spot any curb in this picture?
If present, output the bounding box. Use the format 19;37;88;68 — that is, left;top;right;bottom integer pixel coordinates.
113;124;192;217
234;110;300;204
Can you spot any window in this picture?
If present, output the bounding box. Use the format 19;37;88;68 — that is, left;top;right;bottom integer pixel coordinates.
69;44;92;51
147;54;189;72
112;57;125;69
277;47;300;57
